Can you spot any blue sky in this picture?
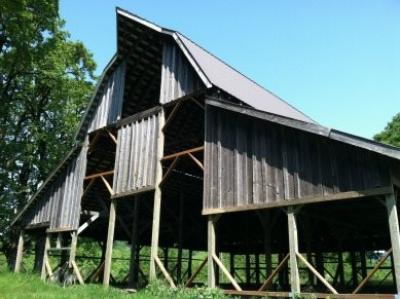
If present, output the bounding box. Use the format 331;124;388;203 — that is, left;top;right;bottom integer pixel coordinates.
60;0;400;139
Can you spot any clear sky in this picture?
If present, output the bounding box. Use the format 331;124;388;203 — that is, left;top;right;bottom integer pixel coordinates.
60;0;400;139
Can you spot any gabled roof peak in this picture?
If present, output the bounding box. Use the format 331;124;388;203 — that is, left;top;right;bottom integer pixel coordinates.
116;7;315;123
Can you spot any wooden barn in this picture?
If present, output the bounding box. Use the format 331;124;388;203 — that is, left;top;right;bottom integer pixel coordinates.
10;7;400;298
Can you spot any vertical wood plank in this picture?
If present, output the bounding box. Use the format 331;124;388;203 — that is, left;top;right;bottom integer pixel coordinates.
208;215;216;288
41;234;50;280
14;231;24;273
103;199;117;287
385;192;400;293
150;109;165;281
128;197;139;287
287;206;300;294
69;231;78;266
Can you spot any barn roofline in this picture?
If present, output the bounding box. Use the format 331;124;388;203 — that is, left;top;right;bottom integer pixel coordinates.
206;97;400;161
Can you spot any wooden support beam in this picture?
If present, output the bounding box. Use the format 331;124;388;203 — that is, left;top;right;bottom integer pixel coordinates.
84;170;114;180
177;190;184;283
202;186;394;215
213;253;242;291
188;152;204;171
100;175;114;196
386;192;400;294
163;100;183;131
162;146;204;161
287;206;300;294
208;215;217;288
128;197;139;288
41;234;50;280
106;130;117;144
88;130;102;153
77;212;100;235
159;157;179;186
71;260;85;285
69;231;78;266
259;253;289;291
103;199;117;287
155;255;176;288
297;252;338;294
150;109;165;281
352;248;393;294
185;257;208;287
82;178;96;199
189;97;205;110
14;231;24;273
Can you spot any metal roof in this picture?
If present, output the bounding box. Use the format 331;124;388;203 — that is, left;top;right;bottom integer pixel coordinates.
116;7;315;123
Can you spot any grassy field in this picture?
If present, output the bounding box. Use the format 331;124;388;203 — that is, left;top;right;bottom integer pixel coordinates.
0;271;227;299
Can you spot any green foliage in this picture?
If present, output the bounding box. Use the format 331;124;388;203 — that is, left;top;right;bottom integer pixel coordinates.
0;0;95;258
374;113;400;147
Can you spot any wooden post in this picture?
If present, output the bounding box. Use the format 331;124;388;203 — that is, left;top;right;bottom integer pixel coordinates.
188;250;192;279
177;190;184;283
230;253;235;277
41;234;50;280
360;250;367;279
316;251;325;288
103;199;117;287
245;253;251;285
350;251;358;287
338;251;345;288
386;193;400;293
149;109;165;281
287;206;300;295
163;247;169;272
14;231;24;273
255;253;260;285
128;197;139;288
208;215;217;288
69;231;78;266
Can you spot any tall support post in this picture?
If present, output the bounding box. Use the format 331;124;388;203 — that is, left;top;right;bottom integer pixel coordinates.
34;233;45;273
208;215;217;288
350;251;358;287
255;253;260;285
103;199;117;287
69;231;78;266
128;197;139;288
316;251;325;288
245;253;251;285
188;250;193;279
14;231;24;273
41;234;50;280
338;251;345;288
360;250;367;279
287;206;300;295
177;190;184;283
230;253;235;277
385;192;400;293
149;109;165;281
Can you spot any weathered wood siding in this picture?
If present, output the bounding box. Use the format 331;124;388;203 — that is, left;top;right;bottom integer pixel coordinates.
112;110;161;196
159;42;203;104
25;144;88;229
89;62;126;132
203;106;392;211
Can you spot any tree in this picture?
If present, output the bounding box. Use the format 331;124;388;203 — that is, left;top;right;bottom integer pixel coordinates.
0;0;96;264
374;113;400;147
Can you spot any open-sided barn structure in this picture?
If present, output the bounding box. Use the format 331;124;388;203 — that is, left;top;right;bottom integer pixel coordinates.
10;7;400;298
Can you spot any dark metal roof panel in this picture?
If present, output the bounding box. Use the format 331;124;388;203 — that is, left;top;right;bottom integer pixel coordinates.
177;33;315;123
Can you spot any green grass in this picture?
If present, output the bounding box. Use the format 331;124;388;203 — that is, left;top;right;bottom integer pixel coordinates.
0;271;227;299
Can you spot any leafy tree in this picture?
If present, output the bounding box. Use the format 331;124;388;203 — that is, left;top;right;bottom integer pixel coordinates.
0;0;96;263
374;113;400;147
